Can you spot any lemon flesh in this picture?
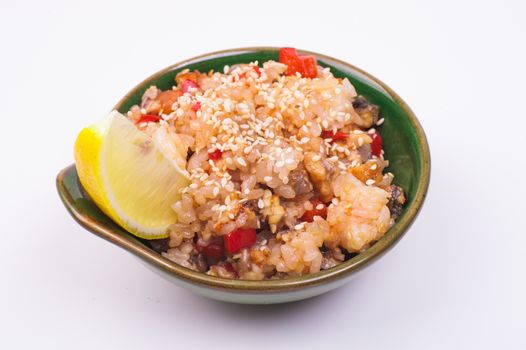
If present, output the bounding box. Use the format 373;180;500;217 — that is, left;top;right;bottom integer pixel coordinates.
74;111;189;239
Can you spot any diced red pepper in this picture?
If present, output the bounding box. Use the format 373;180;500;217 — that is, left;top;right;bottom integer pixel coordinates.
279;47;302;76
279;47;318;78
279;47;298;64
298;55;317;78
196;238;224;259
182;79;199;93
191;101;201;111
371;131;383;157
224;228;257;254
321;130;349;142
208;149;223;160
301;199;328;222
136;114;161;124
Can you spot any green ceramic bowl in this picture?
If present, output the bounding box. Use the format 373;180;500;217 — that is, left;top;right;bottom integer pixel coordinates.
57;47;430;304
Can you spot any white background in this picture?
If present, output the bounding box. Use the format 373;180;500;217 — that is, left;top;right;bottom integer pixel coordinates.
1;0;525;349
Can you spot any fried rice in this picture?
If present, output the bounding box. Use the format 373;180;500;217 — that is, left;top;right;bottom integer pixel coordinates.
126;48;406;280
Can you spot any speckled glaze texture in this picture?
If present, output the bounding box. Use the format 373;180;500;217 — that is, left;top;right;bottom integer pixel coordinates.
57;47;430;304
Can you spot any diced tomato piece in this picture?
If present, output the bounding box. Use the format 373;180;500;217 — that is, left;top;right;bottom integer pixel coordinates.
279;47;302;76
208;149;223;160
321;130;349;142
224;228;257;254
196;238;224;259
279;47;298;66
301;199;328;222
279;47;318;78
371;131;383;156
298;55;317;78
182;79;199;93
136;114;161;124
191;101;201;111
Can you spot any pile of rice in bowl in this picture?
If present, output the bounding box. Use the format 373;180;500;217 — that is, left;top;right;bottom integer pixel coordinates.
128;48;406;280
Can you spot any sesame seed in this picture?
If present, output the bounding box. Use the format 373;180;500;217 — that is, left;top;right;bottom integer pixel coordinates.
370;164;378;170
376;118;385;126
237;157;247;167
257;199;265;209
213;187;220;196
366;179;375;186
264;176;273;182
315;204;324;210
294;223;305;230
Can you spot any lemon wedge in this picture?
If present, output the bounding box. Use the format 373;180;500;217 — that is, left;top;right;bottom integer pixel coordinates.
74;110;190;239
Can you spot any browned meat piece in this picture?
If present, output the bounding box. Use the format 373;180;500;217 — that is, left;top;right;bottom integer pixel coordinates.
352;95;380;128
303;152;333;202
320;247;345;269
386;185;406;219
192;254;208;273
289;166;314;195
148;238;169;253
241;199;259;213
350;160;383;185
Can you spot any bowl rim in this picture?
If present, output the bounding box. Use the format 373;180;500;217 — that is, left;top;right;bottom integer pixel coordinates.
58;47;430;292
